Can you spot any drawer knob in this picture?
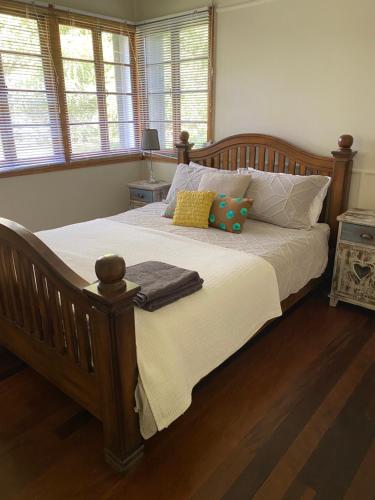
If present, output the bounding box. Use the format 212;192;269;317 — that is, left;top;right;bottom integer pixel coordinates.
360;232;373;241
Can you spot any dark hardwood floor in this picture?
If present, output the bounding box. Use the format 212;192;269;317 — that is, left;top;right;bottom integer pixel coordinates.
0;291;374;500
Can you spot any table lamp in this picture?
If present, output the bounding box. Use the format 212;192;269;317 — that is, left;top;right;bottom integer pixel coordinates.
141;128;160;184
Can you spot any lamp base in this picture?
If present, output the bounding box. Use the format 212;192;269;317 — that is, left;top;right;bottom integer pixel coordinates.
148;151;159;184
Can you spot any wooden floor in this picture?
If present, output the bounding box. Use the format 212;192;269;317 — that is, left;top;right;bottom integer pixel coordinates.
0;291;374;500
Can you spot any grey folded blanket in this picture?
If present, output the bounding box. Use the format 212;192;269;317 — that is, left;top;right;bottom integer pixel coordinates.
125;261;204;311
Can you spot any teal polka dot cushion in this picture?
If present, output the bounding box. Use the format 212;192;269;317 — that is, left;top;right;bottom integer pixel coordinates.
208;195;253;233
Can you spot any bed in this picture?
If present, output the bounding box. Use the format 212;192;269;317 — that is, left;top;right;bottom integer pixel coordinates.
0;131;356;471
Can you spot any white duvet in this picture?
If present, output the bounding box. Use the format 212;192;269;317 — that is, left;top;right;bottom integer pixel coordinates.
37;219;281;437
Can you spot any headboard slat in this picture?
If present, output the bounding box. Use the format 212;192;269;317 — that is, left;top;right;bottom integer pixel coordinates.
239;146;246;169
267;149;275;172
249;145;256;168
258;146;265;170
230;148;238;170
222;150;229;169
288;159;296;175
277;153;285;173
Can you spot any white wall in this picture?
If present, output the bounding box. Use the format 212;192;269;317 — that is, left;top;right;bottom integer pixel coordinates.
0;162;146;231
56;0;135;20
133;0;239;20
137;0;375;209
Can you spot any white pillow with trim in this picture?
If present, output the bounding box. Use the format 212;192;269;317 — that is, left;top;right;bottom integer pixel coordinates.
165;162;232;204
245;169;331;229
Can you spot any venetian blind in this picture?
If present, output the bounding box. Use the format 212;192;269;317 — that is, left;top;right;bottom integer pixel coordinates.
0;2;64;170
136;9;212;152
56;11;138;161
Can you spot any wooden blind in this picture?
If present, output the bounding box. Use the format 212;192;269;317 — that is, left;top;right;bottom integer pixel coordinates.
136;8;213;152
0;2;64;170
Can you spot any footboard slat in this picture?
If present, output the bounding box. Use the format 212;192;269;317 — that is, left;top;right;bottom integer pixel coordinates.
8;249;23;326
61;296;78;362
0;260;5;316
0;245;14;321
13;251;33;334
47;282;65;352
30;265;44;339
75;309;91;372
34;268;53;345
20;255;42;338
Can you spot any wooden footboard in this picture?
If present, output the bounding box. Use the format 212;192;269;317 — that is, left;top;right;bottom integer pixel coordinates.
0;218;143;472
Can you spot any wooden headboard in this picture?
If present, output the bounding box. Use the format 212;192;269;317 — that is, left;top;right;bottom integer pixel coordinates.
176;131;356;246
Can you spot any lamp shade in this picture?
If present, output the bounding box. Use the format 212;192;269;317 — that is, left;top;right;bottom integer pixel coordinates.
141;129;160;151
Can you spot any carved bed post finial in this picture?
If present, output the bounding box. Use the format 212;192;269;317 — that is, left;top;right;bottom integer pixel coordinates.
95;254;127;294
337;134;354;151
175;131;194;164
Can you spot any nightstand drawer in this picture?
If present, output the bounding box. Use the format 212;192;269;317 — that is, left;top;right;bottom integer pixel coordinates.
341;223;375;246
129;188;154;203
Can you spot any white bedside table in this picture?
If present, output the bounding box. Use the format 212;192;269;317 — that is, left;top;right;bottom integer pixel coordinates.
128;180;171;209
330;208;375;310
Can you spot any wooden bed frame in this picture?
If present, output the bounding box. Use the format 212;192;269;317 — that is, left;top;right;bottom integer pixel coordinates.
0;132;356;472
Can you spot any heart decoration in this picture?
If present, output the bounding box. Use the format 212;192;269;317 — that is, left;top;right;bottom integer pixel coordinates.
353;263;372;281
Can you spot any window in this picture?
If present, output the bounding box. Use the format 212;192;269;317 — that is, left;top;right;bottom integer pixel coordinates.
136;9;213;151
57;17;137;160
0;2;214;174
0;8;64;169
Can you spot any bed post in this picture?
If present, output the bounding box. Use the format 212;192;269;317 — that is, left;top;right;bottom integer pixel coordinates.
175;130;194;164
83;255;144;472
330;135;356;244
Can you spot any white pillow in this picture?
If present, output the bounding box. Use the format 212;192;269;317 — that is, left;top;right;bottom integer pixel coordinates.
189;161;234;174
165;162;232;204
245;169;331;229
198;172;251;198
310;176;332;223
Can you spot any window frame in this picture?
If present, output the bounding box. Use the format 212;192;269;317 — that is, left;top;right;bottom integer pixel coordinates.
54;15;140;162
0;7;64;170
137;7;214;155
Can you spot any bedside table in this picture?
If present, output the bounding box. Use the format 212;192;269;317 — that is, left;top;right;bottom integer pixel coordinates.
330;208;375;310
128;180;171;209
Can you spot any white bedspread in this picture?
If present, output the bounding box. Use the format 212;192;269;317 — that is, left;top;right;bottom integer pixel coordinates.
110;203;330;301
37;219;281;437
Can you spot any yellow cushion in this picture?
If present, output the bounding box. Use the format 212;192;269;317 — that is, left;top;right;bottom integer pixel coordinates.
173;191;216;228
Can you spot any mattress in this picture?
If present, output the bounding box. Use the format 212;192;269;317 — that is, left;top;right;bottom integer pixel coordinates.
110;202;330;301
